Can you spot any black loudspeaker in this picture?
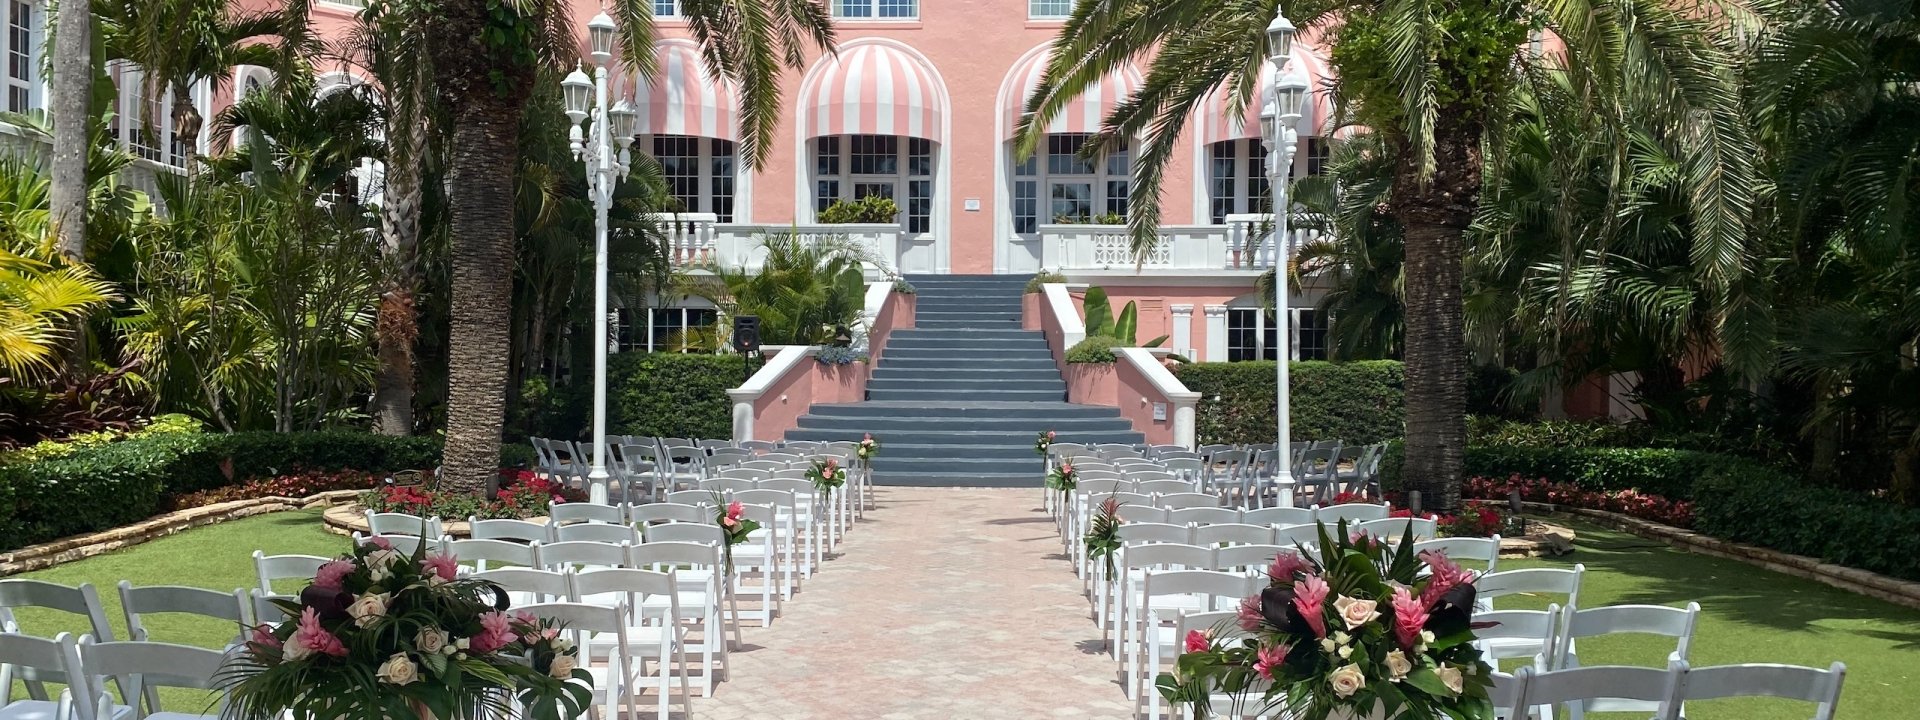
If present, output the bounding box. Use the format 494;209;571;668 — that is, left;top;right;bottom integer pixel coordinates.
732;315;762;354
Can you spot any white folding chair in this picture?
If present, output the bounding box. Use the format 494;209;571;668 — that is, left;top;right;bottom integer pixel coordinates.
1355;516;1438;541
362;511;444;539
1132;571;1259;703
1314;503;1390;525
566;572;691;720
474;567;574;607
0;632;97;720
1554;603;1700;715
1167;507;1240;526
728;503;789;618
1155;492;1223;510
1472;604;1561;669
250;552;327;599
1190;523;1276;547
627;502;711;526
1514;662;1682;720
446;537;541;574
1135;479;1198;497
664;489;715;506
1413;536;1501;573
540;540;631;574
1275;524;1325;551
549;501;625;526
553;523;641;545
1213;545;1288;576
1241;506;1315;527
629;541;734;696
116;581;249;648
1115;504;1170;524
1664;660;1846;720
1476;564;1584;612
353;531;441;557
467;517;554;544
80;639;228;720
1107;543;1217;662
702;476;759;494
519;602;644;720
735;488;816;583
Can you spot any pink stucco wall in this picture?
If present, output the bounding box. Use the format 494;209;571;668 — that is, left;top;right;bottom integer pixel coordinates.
1114;354;1178;445
745;287;913;440
869;291;916;365
1086;284;1257;361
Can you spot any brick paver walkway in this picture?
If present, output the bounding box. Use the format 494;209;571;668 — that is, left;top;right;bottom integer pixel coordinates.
692;486;1133;718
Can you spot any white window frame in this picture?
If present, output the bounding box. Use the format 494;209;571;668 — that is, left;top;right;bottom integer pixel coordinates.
1206;138;1273;224
833;0;918;20
811;134;935;234
649;134;738;222
1226;306;1330;362
3;0;41;114
617;306;719;353
1012;133;1130;234
649;0;680;17
318;0;367;11
1028;0;1074;20
108;61;206;170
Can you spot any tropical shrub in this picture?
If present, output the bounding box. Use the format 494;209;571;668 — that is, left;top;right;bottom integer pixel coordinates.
546;353;737;441
1465;474;1696;528
1175;361;1406;445
1080;286;1168;347
1381;443;1787;502
1066;335;1124;364
1025;270;1065;294
0;412;200;464
690;235;870;346
891;279;916;294
166;468;389;510
817;196;900;224
1693;470;1920;581
360;472;582;520
814;346;867;365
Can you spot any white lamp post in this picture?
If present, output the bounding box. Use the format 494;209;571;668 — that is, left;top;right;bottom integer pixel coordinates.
562;12;637;505
1261;11;1308;507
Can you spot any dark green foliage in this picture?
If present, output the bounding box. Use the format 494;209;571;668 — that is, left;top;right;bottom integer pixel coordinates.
1467;417;1651;449
816;195;900;224
1065;336;1124;364
546;353;738;441
0;431;442;551
1024;270;1065;294
1173;361;1406;445
1382;441;1791;501
1694;470;1920;581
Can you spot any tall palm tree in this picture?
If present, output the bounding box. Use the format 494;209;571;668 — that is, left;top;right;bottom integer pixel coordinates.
426;0;835;494
47;0;92;264
1020;0;1756;510
95;0;316;150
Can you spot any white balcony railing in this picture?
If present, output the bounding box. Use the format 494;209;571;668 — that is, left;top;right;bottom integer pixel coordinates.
660;213;902;279
1037;214;1325;272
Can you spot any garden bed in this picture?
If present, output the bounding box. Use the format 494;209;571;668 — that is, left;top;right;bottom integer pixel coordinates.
0;490;363;576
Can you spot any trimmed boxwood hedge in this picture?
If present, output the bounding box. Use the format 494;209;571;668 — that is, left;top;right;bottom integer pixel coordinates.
1694;470;1920;581
0;431;440;552
546;352;740;442
1174;361;1405;445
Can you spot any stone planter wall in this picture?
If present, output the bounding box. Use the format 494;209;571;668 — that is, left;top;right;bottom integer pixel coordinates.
0;490;363;576
1514;501;1920;610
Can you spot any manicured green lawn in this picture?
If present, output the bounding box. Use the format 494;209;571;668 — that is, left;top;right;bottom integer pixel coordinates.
8;510;1920;718
1499;521;1920;720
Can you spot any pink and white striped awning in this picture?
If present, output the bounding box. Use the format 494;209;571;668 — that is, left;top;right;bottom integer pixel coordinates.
804;43;944;141
1003;50;1144;140
1196;43;1338;144
633;42;738;141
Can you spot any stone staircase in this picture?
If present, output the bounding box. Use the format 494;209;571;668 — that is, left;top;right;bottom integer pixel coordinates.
784;274;1145;487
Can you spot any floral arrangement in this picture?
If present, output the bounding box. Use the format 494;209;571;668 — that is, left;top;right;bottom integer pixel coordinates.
1034;429;1055;456
1085;496;1124;578
714;495;762;570
1466;474;1695;527
360;473;583;521
218;537;593;719
1045;460;1078;494
1158;522;1495;720
806;457;849;498
857;433;880;461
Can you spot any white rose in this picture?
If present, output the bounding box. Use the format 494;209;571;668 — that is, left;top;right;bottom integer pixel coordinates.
1338;645;1353;659
1436;665;1465;695
365;549;401;582
415;628;448;655
1384;650;1412;680
347;592;391;629
376;652;419;686
1333;595;1382;630
1329;663;1367;698
1333;631;1351;646
549;654;578;679
1320;638;1338;654
284;640;312;662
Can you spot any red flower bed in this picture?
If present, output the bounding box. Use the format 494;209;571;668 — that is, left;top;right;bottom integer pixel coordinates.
360;471;584;521
167;469;388;511
1466;474;1695;528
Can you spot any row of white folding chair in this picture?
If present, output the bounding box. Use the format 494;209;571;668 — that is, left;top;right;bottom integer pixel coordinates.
0;633;228;720
477;551;729;702
700;472;852;552
1105;502;1399;527
1111;517;1446;551
1513;657;1845;720
522;585;693;720
665;488;824;584
1120;570;1266;707
1095;543;1292;655
1465;600;1702;717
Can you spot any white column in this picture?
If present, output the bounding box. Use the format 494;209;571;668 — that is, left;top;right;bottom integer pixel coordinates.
1171;304;1195;360
728;390;756;442
1172;398;1198;450
1203;305;1229;362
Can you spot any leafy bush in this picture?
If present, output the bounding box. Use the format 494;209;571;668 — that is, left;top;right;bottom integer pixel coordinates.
1694;470;1920;581
891;279;916;294
815;346;868;365
1380;442;1786;501
1466;475;1696;528
1066;336;1123;364
548;353;737;441
1174;361;1406;445
166;468;388;510
1466;365;1529;419
1081;286;1168;347
1467;417;1648;449
0;413;201;466
0;430;443;551
360;472;583;521
1025;270;1065;294
817;196;900;224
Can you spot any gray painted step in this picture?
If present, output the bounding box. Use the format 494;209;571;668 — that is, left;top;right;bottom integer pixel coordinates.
804;402;1130;420
865;378;1066;393
866;388;1064;402
870;367;1061;381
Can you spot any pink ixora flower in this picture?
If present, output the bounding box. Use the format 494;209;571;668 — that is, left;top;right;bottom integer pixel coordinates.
471;611;516;654
364;536;393;551
289;608;348;660
1390;585;1429;650
250;624;281;649
1237;594;1265;631
422;553;459;582
1184;630;1211;654
1419;549;1477;608
1046;430;1056;439
722;501;744;529
313;559;357;590
1254;642;1290;680
1293;576;1330;639
1267;552;1310;584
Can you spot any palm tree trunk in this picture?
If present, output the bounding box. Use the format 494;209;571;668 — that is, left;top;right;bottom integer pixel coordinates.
1392;114;1482;514
373;74;431;436
48;0;89;264
438;93;523;495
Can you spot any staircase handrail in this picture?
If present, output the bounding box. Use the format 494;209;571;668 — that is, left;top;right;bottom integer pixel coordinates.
1039;282;1084;368
1112;347;1201;449
728;345;818;442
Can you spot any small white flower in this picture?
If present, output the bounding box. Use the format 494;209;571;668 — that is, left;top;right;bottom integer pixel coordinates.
1420;630;1436;644
414;628;449;655
376;652;419;686
1436;665;1465;695
1320;638;1338;654
1333;631;1351;646
1338;645;1353;659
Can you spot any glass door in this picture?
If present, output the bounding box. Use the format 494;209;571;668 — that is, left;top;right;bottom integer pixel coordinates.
1049;181;1094;224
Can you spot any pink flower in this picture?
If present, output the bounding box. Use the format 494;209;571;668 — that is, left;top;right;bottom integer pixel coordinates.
313;560;357;590
1254;642;1290;680
422;553;459;582
1293;576;1330;639
512;610;538;626
1419;550;1477;609
364;536;393;551
726;501;744;522
1391;585;1429;650
471;611;516;654
293;608;348;658
1046;430;1056;439
863;433;873;441
1184;630;1211;654
1267;552;1309;584
1237;594;1264;631
1061;462;1073;474
251;624;281;649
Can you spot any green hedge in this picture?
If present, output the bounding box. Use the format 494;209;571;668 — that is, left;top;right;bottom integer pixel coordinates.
1174;361;1405;445
1381;443;1786;500
548;353;738;441
1694;470;1920;581
0;431;440;551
